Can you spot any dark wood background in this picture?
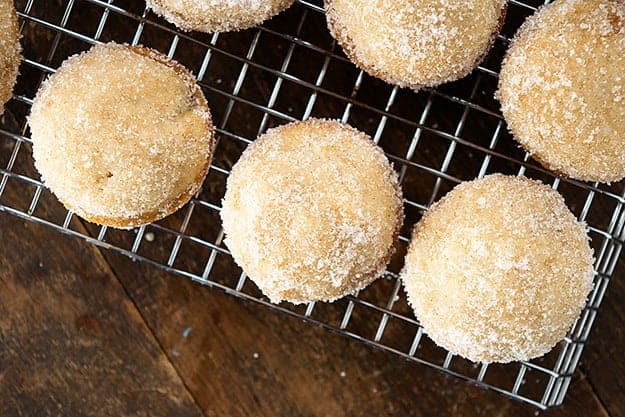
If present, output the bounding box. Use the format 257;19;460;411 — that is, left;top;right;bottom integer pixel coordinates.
1;0;624;416
2;187;624;417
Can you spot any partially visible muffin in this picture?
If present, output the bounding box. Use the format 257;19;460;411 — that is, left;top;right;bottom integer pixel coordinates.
498;0;625;183
29;43;214;228
0;0;21;113
402;175;594;363
325;0;506;88
146;0;294;33
221;119;404;304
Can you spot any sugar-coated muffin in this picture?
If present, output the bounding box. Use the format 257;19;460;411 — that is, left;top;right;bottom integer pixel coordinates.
221;119;404;304
402;174;594;363
0;0;21;113
325;0;507;88
146;0;294;33
498;0;625;183
29;43;214;229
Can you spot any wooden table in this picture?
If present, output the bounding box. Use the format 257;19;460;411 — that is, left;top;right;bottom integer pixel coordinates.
1;0;624;415
1;192;624;416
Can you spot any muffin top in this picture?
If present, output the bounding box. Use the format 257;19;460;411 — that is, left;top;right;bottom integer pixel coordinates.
221;119;404;304
402;174;594;363
498;0;625;183
29;43;214;228
326;0;506;88
0;0;21;113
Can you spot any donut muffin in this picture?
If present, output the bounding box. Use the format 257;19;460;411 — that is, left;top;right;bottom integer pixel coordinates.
0;0;21;113
221;119;404;304
29;43;214;228
146;0;295;33
325;0;507;88
402;175;594;363
498;0;625;183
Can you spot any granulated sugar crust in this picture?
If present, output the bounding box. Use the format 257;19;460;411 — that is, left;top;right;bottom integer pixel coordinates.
498;0;625;183
146;0;294;33
221;119;404;304
401;174;594;363
325;0;507;89
0;0;21;113
29;43;215;229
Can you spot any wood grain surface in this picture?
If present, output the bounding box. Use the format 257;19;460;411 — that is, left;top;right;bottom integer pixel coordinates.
0;192;204;417
0;209;620;417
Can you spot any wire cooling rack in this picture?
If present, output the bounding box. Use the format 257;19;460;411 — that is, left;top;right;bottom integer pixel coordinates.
1;0;624;409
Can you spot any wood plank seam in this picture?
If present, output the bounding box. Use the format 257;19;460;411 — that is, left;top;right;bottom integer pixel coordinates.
72;216;210;417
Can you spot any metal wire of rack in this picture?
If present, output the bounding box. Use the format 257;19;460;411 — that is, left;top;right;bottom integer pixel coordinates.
1;0;623;409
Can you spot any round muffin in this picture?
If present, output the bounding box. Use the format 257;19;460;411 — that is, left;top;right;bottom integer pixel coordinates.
29;43;214;229
146;0;295;33
0;0;21;113
401;174;594;363
221;119;404;304
498;0;625;183
325;0;507;89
